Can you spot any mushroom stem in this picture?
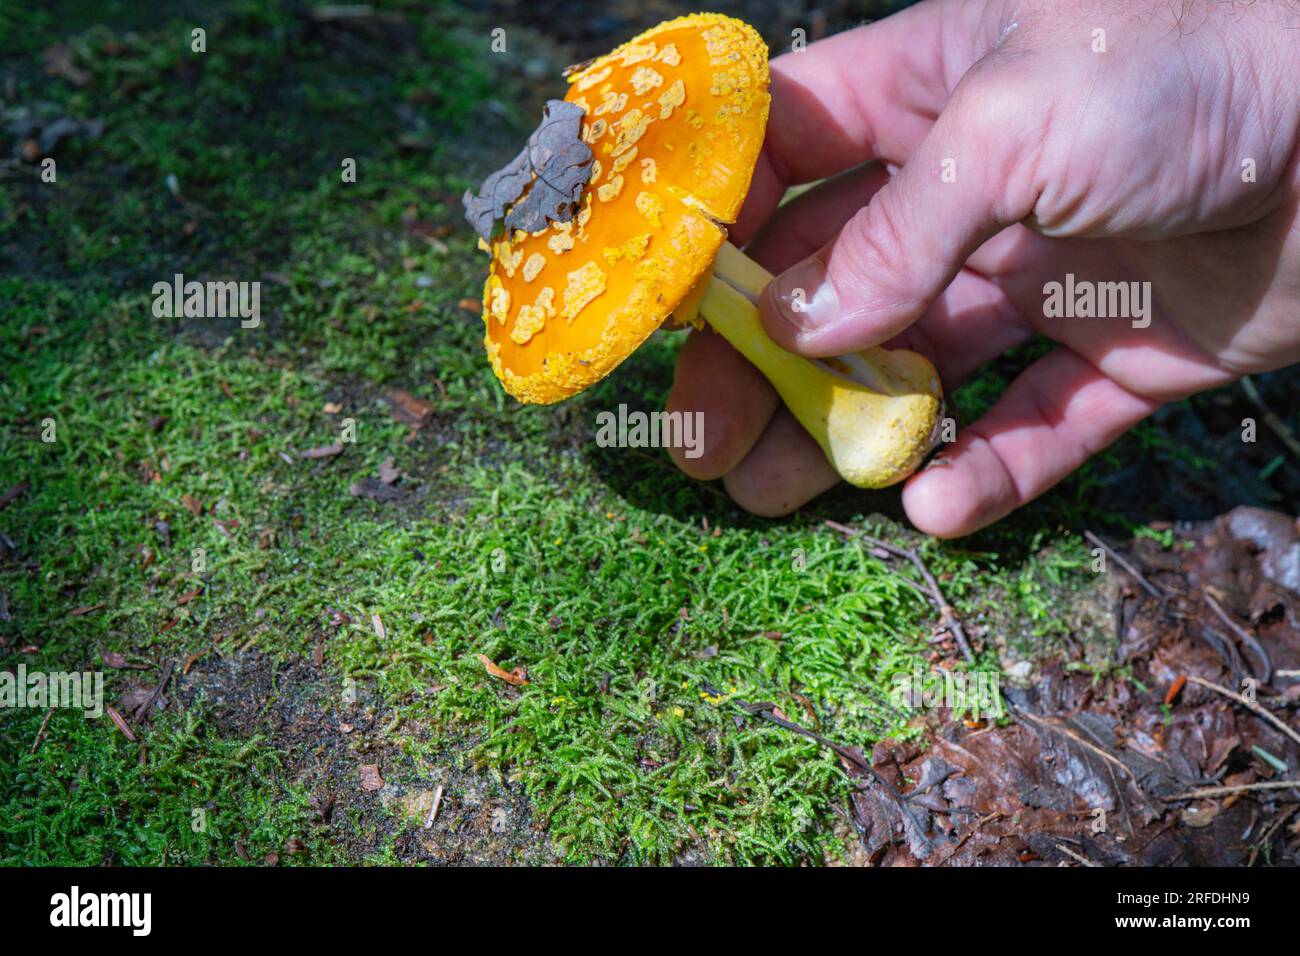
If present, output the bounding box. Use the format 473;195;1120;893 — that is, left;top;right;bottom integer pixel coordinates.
697;242;943;489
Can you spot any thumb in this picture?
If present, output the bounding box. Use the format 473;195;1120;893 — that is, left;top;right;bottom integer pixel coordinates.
758;73;1046;357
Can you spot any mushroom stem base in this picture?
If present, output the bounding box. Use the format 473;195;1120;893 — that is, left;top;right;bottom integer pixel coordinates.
698;243;943;489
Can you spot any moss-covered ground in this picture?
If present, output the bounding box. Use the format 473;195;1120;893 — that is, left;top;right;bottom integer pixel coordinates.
3;0;1295;865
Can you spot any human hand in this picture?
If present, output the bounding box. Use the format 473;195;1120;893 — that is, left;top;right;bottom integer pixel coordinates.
666;0;1300;536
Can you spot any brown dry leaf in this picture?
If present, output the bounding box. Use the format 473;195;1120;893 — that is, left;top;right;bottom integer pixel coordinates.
457;298;482;314
118;687;155;712
477;653;529;686
0;480;30;510
102;652;146;670
1180;800;1221;829
386;389;433;428
371;613;386;640
378;456;400;485
406;220;450;249
359;764;384;791
182;648;208;674
70;603;106;617
175;588;202;606
106;706;137;741
300;443;344;460
323;401;343;414
181;494;203;516
43;44;91;86
349;478;403;502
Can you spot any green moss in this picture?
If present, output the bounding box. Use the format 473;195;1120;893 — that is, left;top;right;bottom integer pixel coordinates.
0;0;1241;866
1;705;325;866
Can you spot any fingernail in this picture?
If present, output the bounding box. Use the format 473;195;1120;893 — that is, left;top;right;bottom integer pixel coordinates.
769;257;839;332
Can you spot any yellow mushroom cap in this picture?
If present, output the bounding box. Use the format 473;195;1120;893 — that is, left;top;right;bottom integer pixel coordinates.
481;13;770;404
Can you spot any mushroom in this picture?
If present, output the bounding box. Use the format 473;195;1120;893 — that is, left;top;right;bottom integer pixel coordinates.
469;13;942;488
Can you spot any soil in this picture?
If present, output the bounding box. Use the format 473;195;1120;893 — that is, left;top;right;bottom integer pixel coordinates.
176;648;556;865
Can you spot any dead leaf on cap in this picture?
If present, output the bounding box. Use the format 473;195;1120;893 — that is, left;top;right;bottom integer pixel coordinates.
462;99;593;241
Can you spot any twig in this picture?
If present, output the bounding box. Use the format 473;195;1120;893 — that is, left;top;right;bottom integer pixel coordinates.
1204;593;1271;682
1083;531;1162;599
703;682;935;853
0;479;30;511
1055;842;1099;867
1186;674;1300;749
132;660;175;722
1248;806;1299;867
310;4;376;20
29;709;54;754
1241;376;1300;461
423;784;444;829
1198;625;1247;681
824;521;974;662
1168;780;1300;801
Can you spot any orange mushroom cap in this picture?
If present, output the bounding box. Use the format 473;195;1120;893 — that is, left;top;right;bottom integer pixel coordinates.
480;13;770;404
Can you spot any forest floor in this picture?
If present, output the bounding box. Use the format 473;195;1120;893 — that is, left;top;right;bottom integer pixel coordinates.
2;0;1298;865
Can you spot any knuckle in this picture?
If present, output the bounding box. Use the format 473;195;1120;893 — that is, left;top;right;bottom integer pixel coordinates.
829;200;927;317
